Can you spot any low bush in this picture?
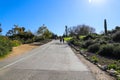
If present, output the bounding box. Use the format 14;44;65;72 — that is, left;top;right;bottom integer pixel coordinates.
82;40;95;48
113;46;120;59
99;40;107;45
98;44;114;57
112;31;120;42
88;43;100;53
69;39;81;46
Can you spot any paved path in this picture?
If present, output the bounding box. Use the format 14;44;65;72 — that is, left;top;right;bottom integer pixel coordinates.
0;40;96;80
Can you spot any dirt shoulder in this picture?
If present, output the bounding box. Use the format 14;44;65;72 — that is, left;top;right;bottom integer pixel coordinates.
0;43;39;61
72;48;116;80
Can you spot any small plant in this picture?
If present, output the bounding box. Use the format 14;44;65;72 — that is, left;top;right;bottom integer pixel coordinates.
107;64;117;70
91;56;99;64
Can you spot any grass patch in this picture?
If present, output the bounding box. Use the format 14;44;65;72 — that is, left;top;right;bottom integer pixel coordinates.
64;37;73;42
79;35;85;39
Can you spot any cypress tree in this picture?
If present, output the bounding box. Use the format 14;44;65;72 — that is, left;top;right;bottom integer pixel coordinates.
104;19;107;35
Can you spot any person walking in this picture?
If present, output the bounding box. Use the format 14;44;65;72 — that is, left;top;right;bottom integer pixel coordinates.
60;37;62;43
63;38;64;43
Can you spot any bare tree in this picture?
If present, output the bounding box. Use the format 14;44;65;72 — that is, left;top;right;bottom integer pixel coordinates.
68;24;95;36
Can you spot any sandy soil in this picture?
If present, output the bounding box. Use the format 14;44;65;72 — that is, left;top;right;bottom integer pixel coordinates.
0;44;39;60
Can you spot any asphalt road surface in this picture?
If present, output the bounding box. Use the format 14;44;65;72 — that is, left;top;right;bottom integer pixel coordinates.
0;40;96;80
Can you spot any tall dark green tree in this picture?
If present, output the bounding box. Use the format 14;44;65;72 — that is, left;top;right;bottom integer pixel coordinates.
65;25;68;37
0;23;2;34
104;19;108;35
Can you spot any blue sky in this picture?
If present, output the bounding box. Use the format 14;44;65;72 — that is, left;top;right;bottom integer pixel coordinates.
0;0;120;35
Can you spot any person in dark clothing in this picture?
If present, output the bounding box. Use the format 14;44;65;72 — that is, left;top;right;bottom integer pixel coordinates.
60;37;62;43
63;38;64;43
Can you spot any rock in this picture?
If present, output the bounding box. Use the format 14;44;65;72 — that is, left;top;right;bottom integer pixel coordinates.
107;69;117;76
96;63;102;68
117;75;120;78
80;50;85;54
101;65;108;71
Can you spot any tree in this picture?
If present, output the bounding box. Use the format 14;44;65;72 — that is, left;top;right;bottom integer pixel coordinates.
65;25;68;37
104;19;108;35
37;24;52;39
68;24;95;36
0;23;2;34
6;30;14;36
6;25;35;43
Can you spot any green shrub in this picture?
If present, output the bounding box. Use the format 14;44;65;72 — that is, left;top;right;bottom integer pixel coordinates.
113;43;120;46
99;40;107;45
88;43;100;53
0;36;12;57
107;64;117;70
98;44;114;57
113;46;120;59
69;39;80;46
83;40;95;48
102;36;111;41
112;31;120;42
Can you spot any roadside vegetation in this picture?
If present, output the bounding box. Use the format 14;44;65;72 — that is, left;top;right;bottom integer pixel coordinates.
0;24;57;58
64;20;120;79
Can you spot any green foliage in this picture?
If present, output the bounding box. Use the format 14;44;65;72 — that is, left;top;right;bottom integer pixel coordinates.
70;39;81;46
98;44;114;57
64;37;72;42
6;26;35;44
83;34;94;41
0;36;12;57
37;24;52;39
91;56;99;63
11;40;21;47
83;40;95;48
79;36;85;39
113;46;120;59
112;31;120;42
107;64;117;70
99;40;107;45
88;43;100;53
